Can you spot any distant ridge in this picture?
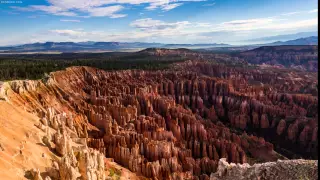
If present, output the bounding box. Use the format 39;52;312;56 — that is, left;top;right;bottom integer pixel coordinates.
0;36;317;53
242;45;318;52
164;43;230;48
139;47;192;53
267;36;318;45
0;42;230;53
246;31;318;42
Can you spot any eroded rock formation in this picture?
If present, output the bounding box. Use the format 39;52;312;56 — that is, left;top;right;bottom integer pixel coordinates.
2;59;317;179
211;158;318;180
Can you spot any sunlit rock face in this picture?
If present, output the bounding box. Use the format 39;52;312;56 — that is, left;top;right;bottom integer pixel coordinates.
3;59;317;179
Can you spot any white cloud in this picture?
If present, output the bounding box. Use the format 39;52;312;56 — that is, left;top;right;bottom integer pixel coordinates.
49;29;88;37
204;17;317;32
309;9;318;13
281;11;302;16
195;22;211;27
221;18;274;26
110;14;128;18
11;0;206;17
161;3;183;11
60;19;81;22
47;16;318;43
130;18;190;31
86;5;126;18
55;11;78;16
264;18;318;31
42;18;195;43
146;2;184;11
202;2;215;6
11;5;77;16
1;8;318;46
45;29;155;42
282;9;318;16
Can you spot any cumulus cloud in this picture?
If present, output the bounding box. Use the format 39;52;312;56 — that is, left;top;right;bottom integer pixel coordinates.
11;0;206;18
1;8;317;46
11;5;77;16
145;2;185;11
161;3;183;11
86;5;126;17
45;18;196;43
48;16;318;43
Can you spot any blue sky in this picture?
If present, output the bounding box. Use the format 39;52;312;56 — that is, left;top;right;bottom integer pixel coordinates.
0;0;318;45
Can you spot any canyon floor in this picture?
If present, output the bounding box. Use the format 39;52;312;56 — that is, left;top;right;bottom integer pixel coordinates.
0;49;318;180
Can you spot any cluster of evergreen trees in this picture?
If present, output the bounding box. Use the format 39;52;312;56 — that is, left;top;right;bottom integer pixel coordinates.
0;52;186;81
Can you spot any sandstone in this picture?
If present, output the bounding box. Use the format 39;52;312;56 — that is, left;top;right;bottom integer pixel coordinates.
211;158;318;180
1;63;317;179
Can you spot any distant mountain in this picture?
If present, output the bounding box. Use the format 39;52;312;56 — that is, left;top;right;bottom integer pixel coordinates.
0;42;230;53
267;36;318;46
0;37;316;54
194;36;318;53
247;32;318;42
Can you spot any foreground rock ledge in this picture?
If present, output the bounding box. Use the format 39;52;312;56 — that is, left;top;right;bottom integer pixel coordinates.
211;158;318;180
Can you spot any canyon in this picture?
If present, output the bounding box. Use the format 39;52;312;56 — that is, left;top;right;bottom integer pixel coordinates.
0;49;318;179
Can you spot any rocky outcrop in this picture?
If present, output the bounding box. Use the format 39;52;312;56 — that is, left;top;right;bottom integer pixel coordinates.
54;148;106;180
211;158;318;180
30;107;107;180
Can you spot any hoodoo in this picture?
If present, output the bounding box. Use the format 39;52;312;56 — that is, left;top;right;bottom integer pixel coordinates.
0;59;317;179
